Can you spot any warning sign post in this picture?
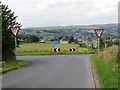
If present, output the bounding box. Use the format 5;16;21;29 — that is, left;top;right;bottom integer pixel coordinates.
10;27;20;62
94;29;104;54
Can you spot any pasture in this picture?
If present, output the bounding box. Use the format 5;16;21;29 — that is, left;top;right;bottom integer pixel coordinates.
17;43;88;53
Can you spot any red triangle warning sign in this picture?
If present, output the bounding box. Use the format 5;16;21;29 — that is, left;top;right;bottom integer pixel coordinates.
94;29;104;38
10;27;20;37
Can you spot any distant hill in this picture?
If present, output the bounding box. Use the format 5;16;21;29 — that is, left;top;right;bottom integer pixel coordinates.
19;23;118;40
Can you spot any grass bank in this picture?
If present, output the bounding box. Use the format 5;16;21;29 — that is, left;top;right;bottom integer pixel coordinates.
0;59;29;73
17;51;96;56
90;45;118;88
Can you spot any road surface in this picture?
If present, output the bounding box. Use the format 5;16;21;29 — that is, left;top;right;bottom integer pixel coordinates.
2;55;94;88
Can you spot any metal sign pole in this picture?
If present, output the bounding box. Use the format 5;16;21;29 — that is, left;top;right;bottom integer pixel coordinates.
98;38;100;54
94;29;104;54
15;37;17;63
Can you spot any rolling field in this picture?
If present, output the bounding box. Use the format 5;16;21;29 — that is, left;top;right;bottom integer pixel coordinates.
17;43;88;53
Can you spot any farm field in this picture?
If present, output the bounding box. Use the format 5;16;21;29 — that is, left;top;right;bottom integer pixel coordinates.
17;43;89;53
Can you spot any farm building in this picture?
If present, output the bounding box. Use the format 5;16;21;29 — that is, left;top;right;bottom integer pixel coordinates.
60;40;69;44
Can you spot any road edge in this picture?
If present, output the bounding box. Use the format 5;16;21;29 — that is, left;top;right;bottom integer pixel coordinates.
89;56;100;88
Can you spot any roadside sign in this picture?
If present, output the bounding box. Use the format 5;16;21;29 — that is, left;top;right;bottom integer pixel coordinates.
52;42;60;45
94;29;104;54
89;43;93;46
10;27;20;37
94;29;104;38
10;27;20;63
51;48;60;52
70;48;78;52
52;46;55;48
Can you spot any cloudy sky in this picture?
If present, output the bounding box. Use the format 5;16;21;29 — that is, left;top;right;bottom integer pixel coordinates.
2;0;119;28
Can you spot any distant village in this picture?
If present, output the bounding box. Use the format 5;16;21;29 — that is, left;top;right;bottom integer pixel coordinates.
19;25;118;48
39;37;97;48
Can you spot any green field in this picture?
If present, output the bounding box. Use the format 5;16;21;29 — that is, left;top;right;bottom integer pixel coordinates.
17;43;89;53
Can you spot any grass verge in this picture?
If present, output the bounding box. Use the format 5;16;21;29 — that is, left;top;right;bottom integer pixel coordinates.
90;55;118;88
0;59;30;73
17;51;96;56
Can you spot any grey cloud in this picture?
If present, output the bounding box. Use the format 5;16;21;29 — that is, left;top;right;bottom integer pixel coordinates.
1;0;118;27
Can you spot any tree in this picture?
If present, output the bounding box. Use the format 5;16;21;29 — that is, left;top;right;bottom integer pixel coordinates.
105;37;113;48
99;37;115;50
1;4;21;61
74;39;78;43
62;36;77;43
24;35;39;43
58;36;63;41
100;38;105;50
79;43;86;47
29;35;39;43
63;36;69;41
68;36;74;43
113;39;120;45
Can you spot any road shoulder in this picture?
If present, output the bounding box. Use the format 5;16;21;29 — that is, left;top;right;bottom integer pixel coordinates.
90;56;100;88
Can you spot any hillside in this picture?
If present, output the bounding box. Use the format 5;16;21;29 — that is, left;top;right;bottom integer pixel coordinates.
19;23;118;41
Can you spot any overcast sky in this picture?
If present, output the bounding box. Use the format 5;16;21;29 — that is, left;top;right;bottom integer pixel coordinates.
2;0;119;28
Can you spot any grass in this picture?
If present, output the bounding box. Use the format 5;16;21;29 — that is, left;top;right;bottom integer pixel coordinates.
90;46;118;88
16;43;96;55
0;59;29;73
98;45;118;70
17;51;95;56
17;43;88;52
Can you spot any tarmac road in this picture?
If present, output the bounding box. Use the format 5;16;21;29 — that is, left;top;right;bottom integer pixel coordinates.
2;55;95;88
